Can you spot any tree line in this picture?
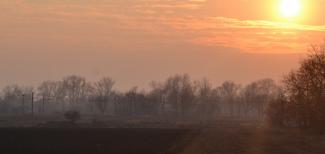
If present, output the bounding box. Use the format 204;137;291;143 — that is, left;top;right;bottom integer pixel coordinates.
0;75;281;121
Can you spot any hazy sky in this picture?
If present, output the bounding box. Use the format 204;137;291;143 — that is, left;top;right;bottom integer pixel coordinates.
1;0;325;90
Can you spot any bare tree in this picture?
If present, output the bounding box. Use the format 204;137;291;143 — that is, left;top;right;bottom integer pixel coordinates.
148;81;165;115
1;85;33;114
164;74;195;116
195;78;218;121
267;42;325;129
241;79;280;120
62;75;93;110
282;43;325;129
93;77;115;114
38;81;66;112
217;81;240;117
267;93;288;127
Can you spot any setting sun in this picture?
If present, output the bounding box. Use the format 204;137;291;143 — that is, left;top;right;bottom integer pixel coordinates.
279;0;302;18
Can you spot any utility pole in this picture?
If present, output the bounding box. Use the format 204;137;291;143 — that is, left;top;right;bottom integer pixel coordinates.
31;92;34;117
42;95;45;113
22;94;25;114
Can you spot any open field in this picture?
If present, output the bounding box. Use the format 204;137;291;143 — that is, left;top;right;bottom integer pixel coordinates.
0;128;190;154
178;125;325;154
1;121;325;154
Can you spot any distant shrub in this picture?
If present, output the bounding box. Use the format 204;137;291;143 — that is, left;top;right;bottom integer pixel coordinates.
64;110;81;124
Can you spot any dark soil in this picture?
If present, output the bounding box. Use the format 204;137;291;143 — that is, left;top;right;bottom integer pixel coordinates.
2;122;325;154
0;128;189;154
178;125;325;154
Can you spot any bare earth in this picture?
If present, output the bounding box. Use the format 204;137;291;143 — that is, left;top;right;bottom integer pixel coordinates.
1;120;325;154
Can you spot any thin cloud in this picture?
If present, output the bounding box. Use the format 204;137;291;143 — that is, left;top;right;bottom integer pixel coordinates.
165;17;325;53
1;0;325;53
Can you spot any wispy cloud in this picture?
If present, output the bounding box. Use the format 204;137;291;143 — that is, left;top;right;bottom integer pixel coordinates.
175;17;325;53
1;0;325;53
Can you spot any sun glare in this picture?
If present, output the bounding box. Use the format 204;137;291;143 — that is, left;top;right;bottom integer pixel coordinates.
279;0;302;18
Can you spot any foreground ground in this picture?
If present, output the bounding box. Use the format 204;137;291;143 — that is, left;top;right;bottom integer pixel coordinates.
0;128;189;154
1;122;325;154
178;124;325;154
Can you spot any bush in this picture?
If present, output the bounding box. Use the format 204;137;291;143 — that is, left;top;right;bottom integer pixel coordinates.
64;110;81;124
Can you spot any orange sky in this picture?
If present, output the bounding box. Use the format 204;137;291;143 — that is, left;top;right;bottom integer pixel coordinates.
0;0;324;90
